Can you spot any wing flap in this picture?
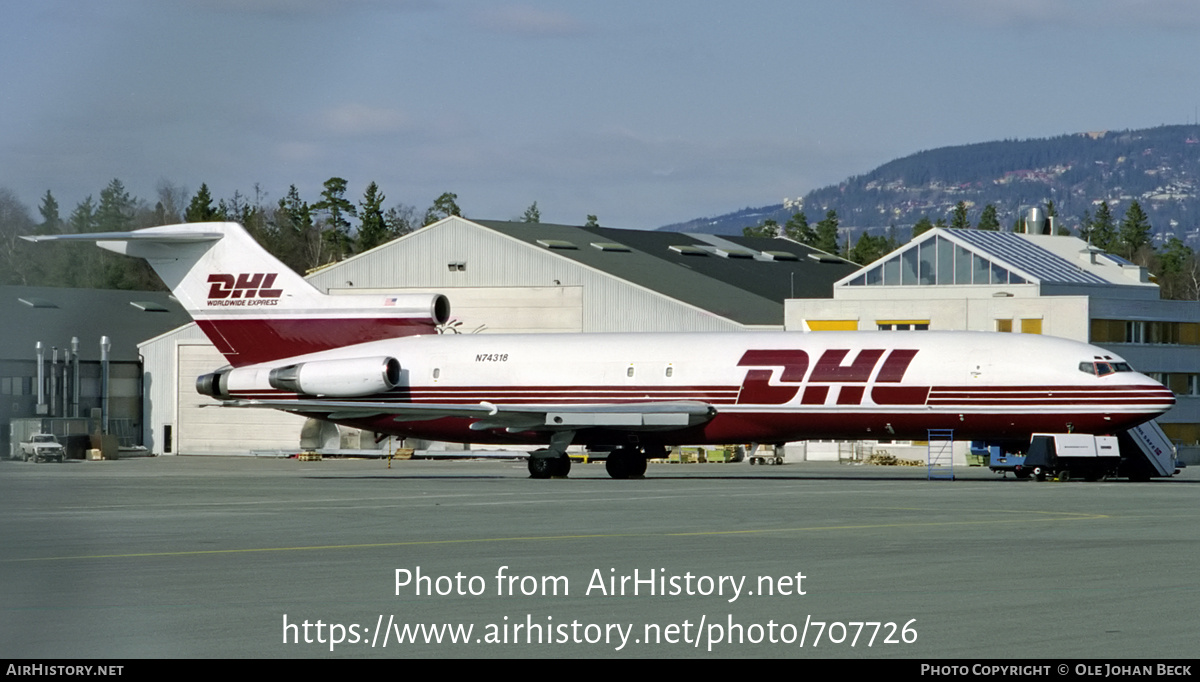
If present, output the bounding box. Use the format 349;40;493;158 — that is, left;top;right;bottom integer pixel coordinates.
223;399;715;431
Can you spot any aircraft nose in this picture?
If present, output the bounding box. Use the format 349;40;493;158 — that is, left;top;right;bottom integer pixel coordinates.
1134;373;1176;411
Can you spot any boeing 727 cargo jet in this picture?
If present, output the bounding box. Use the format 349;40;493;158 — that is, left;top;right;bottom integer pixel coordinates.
26;223;1175;478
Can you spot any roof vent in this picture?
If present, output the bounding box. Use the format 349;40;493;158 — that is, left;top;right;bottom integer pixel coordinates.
537;239;577;250
18;297;59;309
669;245;708;256
807;253;847;264
130;301;170;312
590;242;630;252
712;247;755;259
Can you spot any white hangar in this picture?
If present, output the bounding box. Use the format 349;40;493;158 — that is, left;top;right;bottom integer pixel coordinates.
139;217;858;455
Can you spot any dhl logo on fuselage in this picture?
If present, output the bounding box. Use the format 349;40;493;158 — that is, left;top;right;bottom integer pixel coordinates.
206;273;283;306
736;348;927;406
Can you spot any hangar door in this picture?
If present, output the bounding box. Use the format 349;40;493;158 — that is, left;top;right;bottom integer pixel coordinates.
175;344;308;455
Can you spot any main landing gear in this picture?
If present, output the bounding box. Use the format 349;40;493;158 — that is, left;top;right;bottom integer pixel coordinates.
527;443;662;480
527;449;571;478
604;447;646;479
527;432;573;479
604;445;663;479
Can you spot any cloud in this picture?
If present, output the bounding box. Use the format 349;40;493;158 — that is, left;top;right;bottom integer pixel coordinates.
319;104;412;136
470;5;587;38
908;0;1200;30
188;0;435;18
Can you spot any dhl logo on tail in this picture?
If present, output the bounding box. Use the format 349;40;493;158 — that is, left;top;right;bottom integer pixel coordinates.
206;273;284;305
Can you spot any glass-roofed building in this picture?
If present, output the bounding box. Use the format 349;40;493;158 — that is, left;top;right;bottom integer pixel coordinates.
787;227;1200;450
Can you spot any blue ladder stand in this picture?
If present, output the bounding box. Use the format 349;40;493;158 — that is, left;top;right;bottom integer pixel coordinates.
927;429;955;480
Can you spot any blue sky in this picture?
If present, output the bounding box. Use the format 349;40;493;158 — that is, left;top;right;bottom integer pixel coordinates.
3;0;1199;229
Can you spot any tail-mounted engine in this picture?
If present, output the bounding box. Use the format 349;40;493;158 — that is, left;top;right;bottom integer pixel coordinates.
269;356;401;397
197;356;401;399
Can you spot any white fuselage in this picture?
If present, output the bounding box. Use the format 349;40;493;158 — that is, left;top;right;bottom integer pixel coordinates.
220;330;1174;446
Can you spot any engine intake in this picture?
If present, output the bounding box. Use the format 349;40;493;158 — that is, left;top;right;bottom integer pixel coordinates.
268;356;401;397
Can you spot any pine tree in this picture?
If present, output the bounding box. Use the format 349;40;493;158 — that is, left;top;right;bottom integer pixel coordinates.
1089;201;1117;251
912;216;933;239
976;204;1000;231
950;201;970;229
814;210;840;255
521;201;541;223
185;183;219;223
1118;200;1152;259
743;218;779;238
271;185;318;273
37;190;62;235
356;182;388;252
848;231;891;265
96;178;134;232
312;177;357;261
783;211;815;245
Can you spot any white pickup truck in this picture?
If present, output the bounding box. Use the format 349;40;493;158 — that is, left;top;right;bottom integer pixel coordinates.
20;433;65;462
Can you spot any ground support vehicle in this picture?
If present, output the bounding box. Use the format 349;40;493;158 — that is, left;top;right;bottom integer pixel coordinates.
1023;433;1119;481
20;434;65;463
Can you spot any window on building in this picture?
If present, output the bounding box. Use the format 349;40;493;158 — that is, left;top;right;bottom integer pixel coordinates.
1093;319;1200;345
996;319;1013;333
1169;374;1189;396
846;235;1030;287
1125;321;1145;343
1020;319;1043;335
877;320;929;331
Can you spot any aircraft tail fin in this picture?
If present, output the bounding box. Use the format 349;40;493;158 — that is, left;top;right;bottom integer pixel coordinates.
24;222;449;366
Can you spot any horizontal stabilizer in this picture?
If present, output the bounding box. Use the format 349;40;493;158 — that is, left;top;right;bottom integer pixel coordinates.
22;230;224;244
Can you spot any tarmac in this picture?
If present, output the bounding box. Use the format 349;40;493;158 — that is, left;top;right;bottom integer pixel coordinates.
1;454;1196;659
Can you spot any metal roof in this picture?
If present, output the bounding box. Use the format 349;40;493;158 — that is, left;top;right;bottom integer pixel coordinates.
944;229;1110;285
840;227;1117;289
0;286;190;363
472;221;859;326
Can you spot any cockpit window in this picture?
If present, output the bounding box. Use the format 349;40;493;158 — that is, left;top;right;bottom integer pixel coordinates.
1079;361;1133;377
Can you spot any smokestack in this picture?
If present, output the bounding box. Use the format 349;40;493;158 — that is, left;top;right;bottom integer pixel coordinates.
36;342;46;415
50;346;58;418
71;337;80;418
101;336;111;434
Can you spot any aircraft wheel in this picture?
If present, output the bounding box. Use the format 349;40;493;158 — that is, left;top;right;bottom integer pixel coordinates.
528;450;569;479
1058;469;1070;482
1033;467;1046;482
552;455;571;477
605;448;646;479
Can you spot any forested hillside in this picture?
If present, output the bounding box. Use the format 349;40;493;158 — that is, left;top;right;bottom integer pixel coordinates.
664;125;1200;245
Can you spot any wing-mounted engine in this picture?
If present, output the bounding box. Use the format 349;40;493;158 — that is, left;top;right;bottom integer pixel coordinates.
197;356;401;399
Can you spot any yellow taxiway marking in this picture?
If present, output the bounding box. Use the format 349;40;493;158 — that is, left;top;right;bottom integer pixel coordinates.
4;509;1108;563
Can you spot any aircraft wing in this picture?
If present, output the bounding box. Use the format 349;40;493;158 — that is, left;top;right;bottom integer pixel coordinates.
222;399;716;433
